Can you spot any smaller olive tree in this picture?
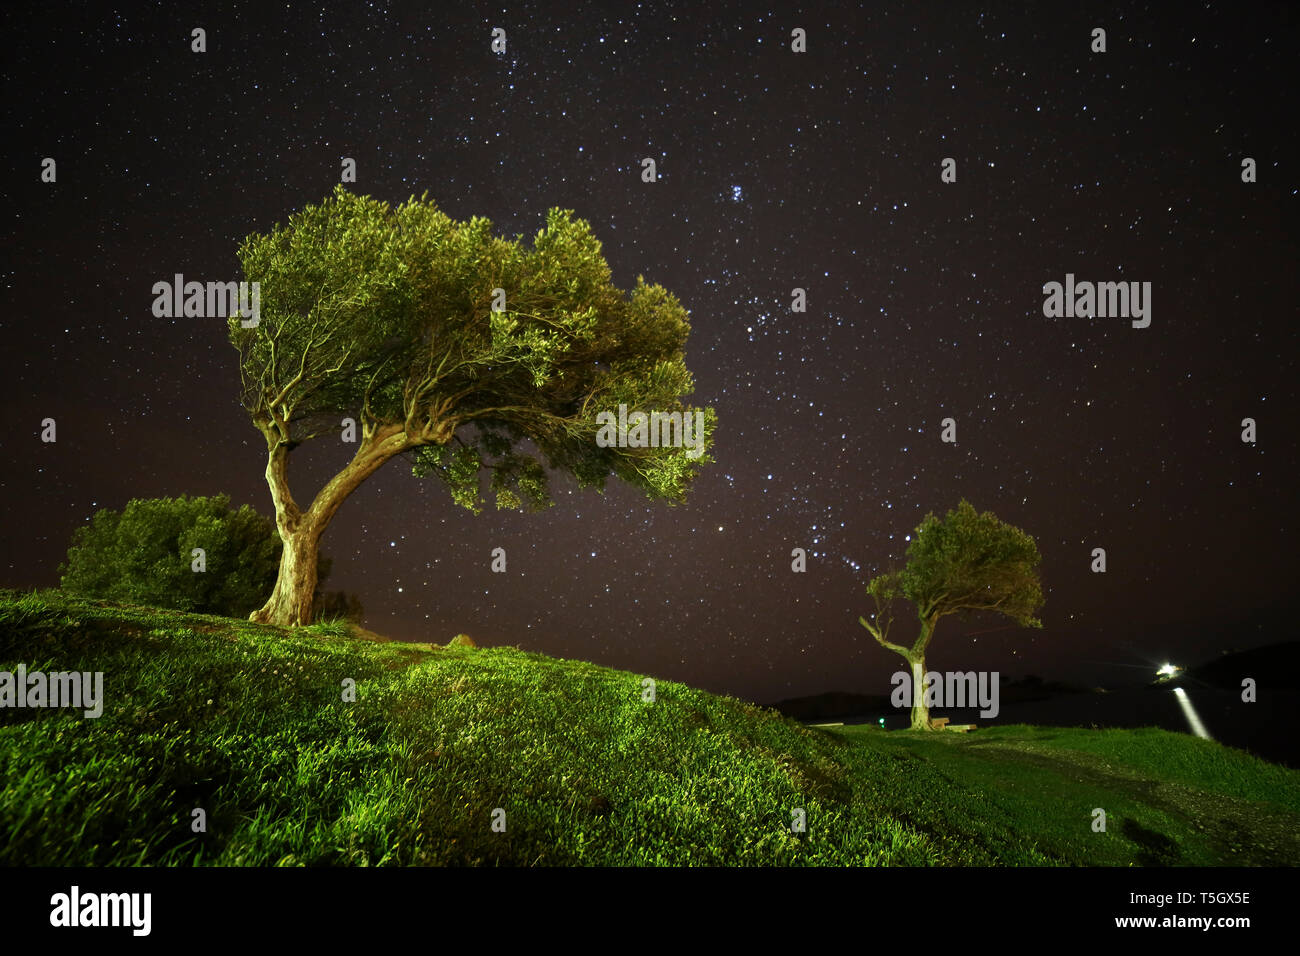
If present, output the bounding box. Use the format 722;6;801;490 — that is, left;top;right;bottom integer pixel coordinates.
859;500;1044;730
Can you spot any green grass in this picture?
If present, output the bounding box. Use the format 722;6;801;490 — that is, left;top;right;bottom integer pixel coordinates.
2;588;1297;866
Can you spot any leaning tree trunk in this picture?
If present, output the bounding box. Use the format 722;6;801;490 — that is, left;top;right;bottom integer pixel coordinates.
249;421;415;628
250;525;322;626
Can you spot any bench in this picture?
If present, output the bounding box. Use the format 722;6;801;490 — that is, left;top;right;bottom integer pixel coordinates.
931;718;976;732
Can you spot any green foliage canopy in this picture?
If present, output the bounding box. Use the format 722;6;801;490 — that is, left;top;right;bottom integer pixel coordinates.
861;499;1044;656
228;186;716;514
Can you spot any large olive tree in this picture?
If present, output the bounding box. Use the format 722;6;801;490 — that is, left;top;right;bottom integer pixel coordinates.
229;186;716;626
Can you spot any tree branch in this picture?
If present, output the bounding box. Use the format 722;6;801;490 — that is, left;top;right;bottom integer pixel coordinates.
859;616;910;657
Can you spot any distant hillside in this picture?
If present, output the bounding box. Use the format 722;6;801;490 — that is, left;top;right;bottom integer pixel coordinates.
1188;641;1300;690
768;676;1093;722
766;691;889;722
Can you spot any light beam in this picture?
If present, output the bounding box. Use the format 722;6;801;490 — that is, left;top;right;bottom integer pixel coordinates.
1172;687;1212;740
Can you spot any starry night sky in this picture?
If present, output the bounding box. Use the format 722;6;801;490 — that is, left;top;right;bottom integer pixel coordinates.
3;2;1297;705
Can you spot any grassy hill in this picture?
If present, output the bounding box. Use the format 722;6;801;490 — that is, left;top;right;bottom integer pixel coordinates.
2;589;1298;866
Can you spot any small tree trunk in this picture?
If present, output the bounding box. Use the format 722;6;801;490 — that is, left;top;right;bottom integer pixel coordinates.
908;653;935;730
250;525;321;626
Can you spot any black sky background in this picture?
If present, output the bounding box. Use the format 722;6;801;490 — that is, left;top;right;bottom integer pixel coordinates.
2;1;1297;705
